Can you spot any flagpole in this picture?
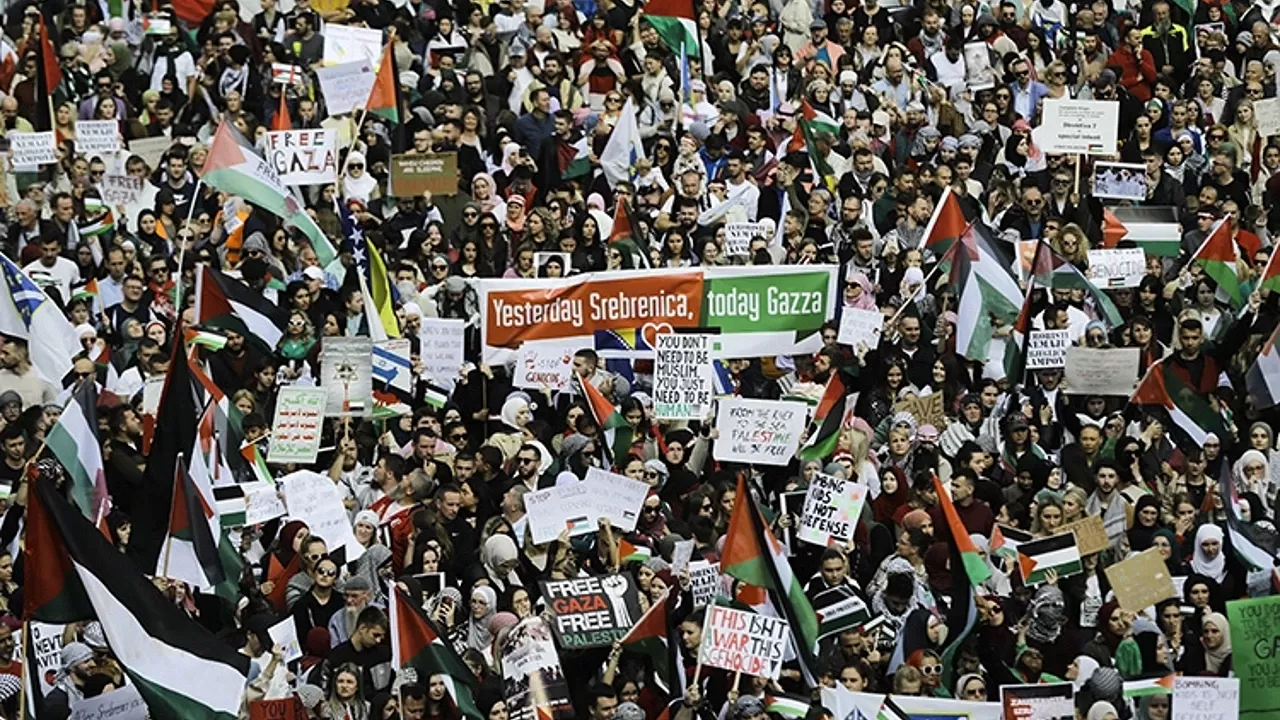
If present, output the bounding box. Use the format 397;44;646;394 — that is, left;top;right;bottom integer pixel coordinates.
173;178;203;308
17;622;27;720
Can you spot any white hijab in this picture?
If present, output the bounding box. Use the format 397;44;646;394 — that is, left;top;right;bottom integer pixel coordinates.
1191;523;1226;583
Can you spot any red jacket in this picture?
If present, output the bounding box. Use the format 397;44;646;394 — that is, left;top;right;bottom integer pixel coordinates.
1106;45;1158;102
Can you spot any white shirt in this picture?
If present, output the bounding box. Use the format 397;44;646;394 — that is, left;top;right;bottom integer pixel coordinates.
150;52;197;94
23;257;80;303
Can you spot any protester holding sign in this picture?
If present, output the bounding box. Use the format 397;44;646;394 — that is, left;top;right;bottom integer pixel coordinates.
2;3;1279;720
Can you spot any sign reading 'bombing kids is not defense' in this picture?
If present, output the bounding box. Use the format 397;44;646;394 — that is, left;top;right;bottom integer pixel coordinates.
541;574;641;648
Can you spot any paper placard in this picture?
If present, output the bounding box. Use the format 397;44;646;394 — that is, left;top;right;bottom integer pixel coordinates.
127;136;172;169
1025;330;1070;370
500;617;573;720
1063;347;1140;396
371;339;413;395
583;467;649;533
892;393;945;431
29;622;65;696
724;222;763;256
321;337;373;417
418;317;466;383
670;539;695;573
1229;594;1280;714
541;574;641;648
75;120;122;157
514;341;577;391
797;473;868;547
281;470;363;561
267;615;303;663
999;682;1074;720
271;63;307;86
712;397;808;466
268;386;327;464
322;24;383;67
264;128;338;185
1174;676;1239;720
245;483;288;525
522;469;648;544
101;174;143;206
689;560;723;607
1255;97;1280;138
699;604;790;680
315;61;377;116
249;698;305;720
1038;99;1121;155
1086;248;1145;288
1058;514;1111;556
653;332;715;420
1105;547;1177;611
70;685;146;720
10;131;58;166
837;308;883;350
389;153;460;197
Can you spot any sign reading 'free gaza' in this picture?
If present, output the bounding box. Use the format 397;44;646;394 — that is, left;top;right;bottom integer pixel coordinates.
477;266;838;363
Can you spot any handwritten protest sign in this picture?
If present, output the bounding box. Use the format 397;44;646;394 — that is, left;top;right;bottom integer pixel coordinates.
712;397;807;466
700;604;790;680
245;483;288;525
1105;547;1177;611
101;174;144;206
322;24;383;67
541;575;641;648
892;393;945;430
501;617;573;720
671;540;695;573
797;473;868;547
75;120;122;156
128;136;171;169
315;61;376;116
10;131;58;166
249;698;304;720
1228;595;1280;714
418;318;466;382
281;470;363;561
837;308;883;350
1058;515;1111;556
584;467;648;532
1255;97;1280;138
654;332;715;420
390;153;460;196
1174;677;1239;720
724;222;763;256
321;337;373;417
264;129;338;185
1026;330;1070;370
29;622;65;695
514;341;577;391
689;560;723;607
1087;248;1145;288
268;386;327;464
1000;683;1074;720
1064;347;1140;396
70;685;146;720
1038;99;1120;155
524;481;595;544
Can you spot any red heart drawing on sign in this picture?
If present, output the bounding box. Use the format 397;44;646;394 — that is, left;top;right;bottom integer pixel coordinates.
640;322;674;349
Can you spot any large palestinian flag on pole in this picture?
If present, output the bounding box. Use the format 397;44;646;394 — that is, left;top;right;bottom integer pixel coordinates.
1190;217;1244;308
1130;359;1229;447
24;479;250;720
720;475;820;683
46;379;106;521
389;588;483;720
201;120;337;266
1247;323;1280;410
644;0;698;57
949;224;1022;362
194;266;289;349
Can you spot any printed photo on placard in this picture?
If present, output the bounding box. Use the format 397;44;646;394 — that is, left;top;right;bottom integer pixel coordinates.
1092;162;1147;201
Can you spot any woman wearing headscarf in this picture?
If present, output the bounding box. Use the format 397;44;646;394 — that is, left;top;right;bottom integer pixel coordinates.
466;585;497;660
969;534;1011;595
871;467;910;525
341;151;379;205
1190;524;1228;584
1086;701;1120;720
1083;601;1142;678
471;173;508;225
1233;449;1271;511
1067;654;1100;691
1183;612;1233;676
1128;495;1162;552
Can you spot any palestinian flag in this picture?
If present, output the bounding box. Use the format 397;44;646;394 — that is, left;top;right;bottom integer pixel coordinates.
922;187;967;259
1222;463;1278;571
194;266;289;349
800;100;839;135
796;372;849;461
618;539;652;564
1123;675;1175;697
24;480;250;719
390;588;483;720
1030;239;1123;327
1247;324;1280;410
184;327;228;351
367;40;399;123
1190;217;1244;308
620;589;679;694
157;457;224;591
950;224;1023;363
721;475;820;683
241;442;275;485
1017;532;1083;585
609;196;638;245
1130;360;1228;447
212;485;247;529
763;696;811;719
201;120;337;266
811;584;871;640
876;697;910;720
932;473;991;586
272;91;291;131
1102;208;1128;248
78;208;116;238
559;137;591;179
577;374;631;461
1258;245;1280;294
73;277;100;304
645;0;699;57
36;17;62;129
46;379;106;521
423;382;449;410
991;524;1032;561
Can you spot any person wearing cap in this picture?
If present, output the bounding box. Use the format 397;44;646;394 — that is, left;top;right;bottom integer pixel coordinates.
795;18;846;71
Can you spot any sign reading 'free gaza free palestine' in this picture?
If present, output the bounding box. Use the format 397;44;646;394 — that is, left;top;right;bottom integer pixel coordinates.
476;266;839;363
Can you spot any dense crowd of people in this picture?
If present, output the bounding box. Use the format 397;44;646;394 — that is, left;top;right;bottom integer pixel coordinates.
0;0;1278;719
